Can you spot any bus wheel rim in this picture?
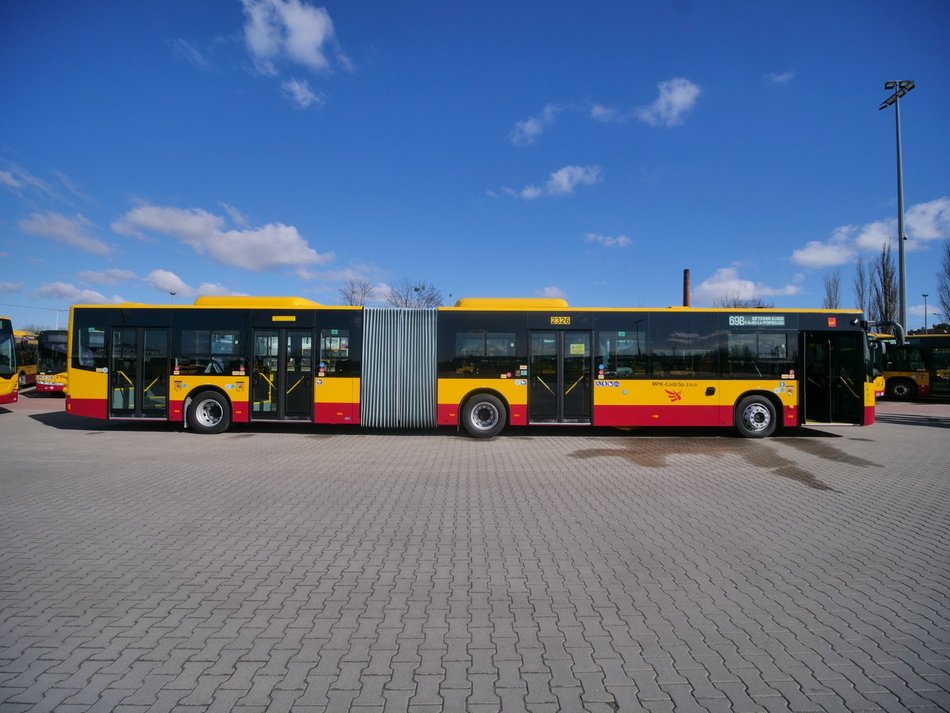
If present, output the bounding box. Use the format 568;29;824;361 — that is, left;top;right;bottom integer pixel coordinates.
197;400;221;426
743;403;771;432
471;403;498;431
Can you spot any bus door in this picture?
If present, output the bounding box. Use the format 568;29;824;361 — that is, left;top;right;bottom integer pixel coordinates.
109;328;169;419
251;329;313;421
930;347;950;397
529;331;592;424
802;331;864;424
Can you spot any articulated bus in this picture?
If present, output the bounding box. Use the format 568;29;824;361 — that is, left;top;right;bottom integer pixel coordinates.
13;330;37;388
876;333;950;400
36;329;68;394
0;316;17;404
65;296;877;438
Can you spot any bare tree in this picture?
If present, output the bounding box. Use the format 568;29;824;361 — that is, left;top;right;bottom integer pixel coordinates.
339;278;374;306
870;243;898;323
713;295;774;308
938;239;950;324
853;256;868;313
822;268;841;309
385;278;443;308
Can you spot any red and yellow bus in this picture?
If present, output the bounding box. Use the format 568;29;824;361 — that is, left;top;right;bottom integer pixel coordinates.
876;333;950;400
65;296;877;438
0;316;17;404
13;329;37;389
36;329;68;394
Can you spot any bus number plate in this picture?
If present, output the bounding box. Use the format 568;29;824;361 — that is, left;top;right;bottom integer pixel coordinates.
550;316;571;325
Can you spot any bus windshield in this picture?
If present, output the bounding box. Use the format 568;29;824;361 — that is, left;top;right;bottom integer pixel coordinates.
38;330;68;375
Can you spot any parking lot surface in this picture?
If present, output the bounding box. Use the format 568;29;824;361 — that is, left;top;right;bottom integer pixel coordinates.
1;394;949;712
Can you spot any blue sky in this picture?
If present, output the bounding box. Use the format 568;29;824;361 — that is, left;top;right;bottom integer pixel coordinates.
2;0;949;331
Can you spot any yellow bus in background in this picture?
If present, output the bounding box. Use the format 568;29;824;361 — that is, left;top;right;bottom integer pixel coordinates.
13;329;37;389
878;333;950;400
36;329;68;394
66;296;878;438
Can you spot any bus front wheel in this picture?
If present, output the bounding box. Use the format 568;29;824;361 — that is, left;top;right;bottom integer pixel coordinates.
735;395;777;438
886;378;917;401
188;391;231;434
461;394;506;438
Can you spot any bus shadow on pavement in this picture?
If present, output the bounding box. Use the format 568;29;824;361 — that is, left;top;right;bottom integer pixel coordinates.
29;411;181;433
874;413;950;429
28;411;849;441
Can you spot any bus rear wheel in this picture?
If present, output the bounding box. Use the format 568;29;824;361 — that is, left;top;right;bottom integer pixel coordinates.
461;394;506;438
188;391;231;434
735;395;777;438
886;378;917;401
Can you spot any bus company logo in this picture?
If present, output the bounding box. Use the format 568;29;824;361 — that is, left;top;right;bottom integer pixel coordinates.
665;389;682;402
595;380;620;388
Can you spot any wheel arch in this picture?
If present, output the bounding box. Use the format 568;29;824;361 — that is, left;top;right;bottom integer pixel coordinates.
733;389;783;432
182;385;233;430
459;387;511;426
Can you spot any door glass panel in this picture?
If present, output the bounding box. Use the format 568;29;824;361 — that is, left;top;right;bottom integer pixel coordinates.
110;329;138;416
109;328;168;418
530;333;558;422
252;331;279;416
284;332;312;419
142;329;168;416
563;333;591;421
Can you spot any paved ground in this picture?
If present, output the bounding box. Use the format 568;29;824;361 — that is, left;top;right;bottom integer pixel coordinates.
1;392;949;713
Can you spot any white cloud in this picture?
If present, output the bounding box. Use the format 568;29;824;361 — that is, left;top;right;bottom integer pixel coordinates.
144;269;241;298
791;198;950;269
144;269;190;295
766;71;796;85
585;233;631;248
169;38;211;71
509;165;602;200
112;203;333;271
18;211;111;255
34;282;123;304
693;267;801;305
509;104;563;146
590;104;622;122
242;0;349;76
78;269;136;285
281;77;324;107
0;281;22;292
905;197;950;242
537;286;567;299
0;164;52;195
635;77;702;127
220;203;250;228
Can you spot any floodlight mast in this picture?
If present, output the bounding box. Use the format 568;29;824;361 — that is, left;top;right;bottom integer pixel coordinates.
879;80;915;329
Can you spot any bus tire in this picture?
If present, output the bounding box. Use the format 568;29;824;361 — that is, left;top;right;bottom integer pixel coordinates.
734;395;777;438
886;378;917;401
188;390;231;434
461;393;506;438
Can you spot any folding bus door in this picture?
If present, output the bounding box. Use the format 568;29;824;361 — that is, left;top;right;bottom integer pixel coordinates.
802;331;864;424
109;328;169;419
251;329;313;421
529;331;592;424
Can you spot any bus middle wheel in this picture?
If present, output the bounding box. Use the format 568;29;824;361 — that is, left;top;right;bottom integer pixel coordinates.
461;394;506;438
188;390;231;434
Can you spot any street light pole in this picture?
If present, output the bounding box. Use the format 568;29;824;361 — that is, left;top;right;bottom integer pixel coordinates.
923;293;928;333
879;80;915;330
